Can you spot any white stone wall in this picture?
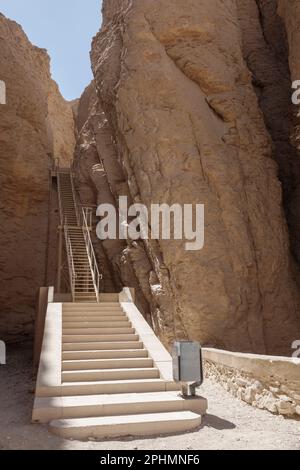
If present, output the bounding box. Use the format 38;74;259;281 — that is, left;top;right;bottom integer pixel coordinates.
203;348;300;418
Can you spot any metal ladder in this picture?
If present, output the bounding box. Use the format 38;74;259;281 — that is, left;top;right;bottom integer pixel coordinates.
56;167;101;302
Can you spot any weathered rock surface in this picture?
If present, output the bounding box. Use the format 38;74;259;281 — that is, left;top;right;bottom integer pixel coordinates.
74;0;300;354
277;0;300;262
0;14;75;341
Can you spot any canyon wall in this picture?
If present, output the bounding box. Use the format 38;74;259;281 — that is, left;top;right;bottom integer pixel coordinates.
278;0;300;261
74;0;300;355
0;14;75;341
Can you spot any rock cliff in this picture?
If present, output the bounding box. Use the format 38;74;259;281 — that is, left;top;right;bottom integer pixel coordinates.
74;0;300;355
0;14;75;341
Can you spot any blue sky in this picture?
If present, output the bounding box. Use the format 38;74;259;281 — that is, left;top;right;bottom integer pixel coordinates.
0;1;102;100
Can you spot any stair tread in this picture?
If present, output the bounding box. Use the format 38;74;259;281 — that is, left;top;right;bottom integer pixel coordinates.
63;342;143;351
62;322;130;326
62;369;160;382
35;391;199;408
62;349;148;359
62;358;153;370
63;315;128;325
50;411;201;428
63;367;158;374
61;378;165;386
62;328;135;334
62;348;146;353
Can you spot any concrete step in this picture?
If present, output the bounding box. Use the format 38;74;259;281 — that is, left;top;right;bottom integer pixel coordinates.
37;379;180;398
74;292;97;295
62;321;131;328
74;298;97;302
62;341;144;351
62;357;153;371
75;287;95;290
62;349;148;360
62;316;127;323
63;306;123;309
63;307;127;318
49;411;202;439
75;297;98;301
66;381;178;396
62;327;135;335
74;286;95;289
62;334;139;343
74;295;97;298
33;392;207;423
62;312;126;318
75;290;96;293
62;367;160;382
63;302;121;308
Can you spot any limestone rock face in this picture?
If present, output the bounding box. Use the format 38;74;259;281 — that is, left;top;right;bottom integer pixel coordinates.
0;14;75;341
278;1;300;81
278;0;300;261
74;0;300;355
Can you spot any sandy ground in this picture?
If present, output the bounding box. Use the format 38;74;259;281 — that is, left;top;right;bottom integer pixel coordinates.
0;342;299;450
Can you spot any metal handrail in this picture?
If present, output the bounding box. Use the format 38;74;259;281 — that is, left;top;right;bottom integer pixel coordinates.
64;220;76;301
70;168;80;226
56;171;64;227
81;207;101;302
81;206;93;230
56;164;102;302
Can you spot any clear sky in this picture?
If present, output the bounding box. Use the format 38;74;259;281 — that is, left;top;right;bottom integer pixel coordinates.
0;1;102;100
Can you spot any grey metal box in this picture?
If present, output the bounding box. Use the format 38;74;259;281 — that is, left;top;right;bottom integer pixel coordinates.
172;341;202;382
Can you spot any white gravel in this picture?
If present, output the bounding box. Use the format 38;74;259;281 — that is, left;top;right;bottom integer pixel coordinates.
0;342;299;450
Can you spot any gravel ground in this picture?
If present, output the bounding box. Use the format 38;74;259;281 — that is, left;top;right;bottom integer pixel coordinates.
0;342;299;450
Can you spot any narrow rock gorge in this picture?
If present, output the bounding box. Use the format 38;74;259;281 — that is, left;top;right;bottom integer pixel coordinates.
1;1;300;356
74;0;300;355
0;14;75;341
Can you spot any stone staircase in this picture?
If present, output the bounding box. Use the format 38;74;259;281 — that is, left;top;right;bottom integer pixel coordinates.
34;164;207;439
33;296;207;439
